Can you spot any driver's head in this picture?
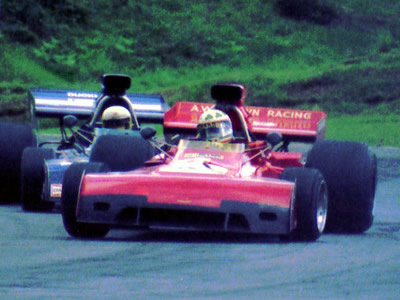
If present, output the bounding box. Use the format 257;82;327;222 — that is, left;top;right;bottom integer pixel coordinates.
101;106;132;130
197;109;233;143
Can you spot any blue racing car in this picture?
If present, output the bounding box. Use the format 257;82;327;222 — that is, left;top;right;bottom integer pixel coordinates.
20;74;168;211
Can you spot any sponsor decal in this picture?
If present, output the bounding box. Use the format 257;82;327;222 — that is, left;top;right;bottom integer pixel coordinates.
160;157;229;175
267;110;312;120
50;184;62;198
253;119;311;130
177;199;192;204
184;152;224;160
37;98;95;108
246;108;260;117
189;104;212;122
275;119;312;130
190;104;212;113
67;92;98;98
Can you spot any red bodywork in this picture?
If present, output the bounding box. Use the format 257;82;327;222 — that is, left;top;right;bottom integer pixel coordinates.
77;139;304;234
164;102;327;141
76;83;326;235
164;83;327;142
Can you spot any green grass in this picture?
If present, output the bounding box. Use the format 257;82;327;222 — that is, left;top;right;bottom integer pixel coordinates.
326;114;400;147
37;127;61;135
38;123;164;137
2;1;400;147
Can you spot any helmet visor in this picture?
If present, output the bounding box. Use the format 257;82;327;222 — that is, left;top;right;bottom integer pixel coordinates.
103;117;131;129
198;120;232;142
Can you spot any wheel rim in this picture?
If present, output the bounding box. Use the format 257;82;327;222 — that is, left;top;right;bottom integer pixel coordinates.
317;182;328;233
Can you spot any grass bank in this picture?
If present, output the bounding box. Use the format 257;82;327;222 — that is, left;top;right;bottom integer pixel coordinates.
2;1;400;146
326;114;400;147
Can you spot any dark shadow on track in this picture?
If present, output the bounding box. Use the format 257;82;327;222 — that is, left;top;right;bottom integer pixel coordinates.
59;229;331;245
108;230;282;244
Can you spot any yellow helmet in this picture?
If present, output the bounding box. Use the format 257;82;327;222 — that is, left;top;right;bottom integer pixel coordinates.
101;106;132;130
197;109;233;143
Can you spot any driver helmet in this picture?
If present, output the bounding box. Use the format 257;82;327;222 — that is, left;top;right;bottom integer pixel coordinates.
101;106;132;130
197;109;233;143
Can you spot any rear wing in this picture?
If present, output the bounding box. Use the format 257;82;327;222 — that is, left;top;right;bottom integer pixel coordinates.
163;101;327;142
28;88;169;127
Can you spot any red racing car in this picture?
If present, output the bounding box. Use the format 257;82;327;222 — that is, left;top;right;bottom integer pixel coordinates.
61;83;377;242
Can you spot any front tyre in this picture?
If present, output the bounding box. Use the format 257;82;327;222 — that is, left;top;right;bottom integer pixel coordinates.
21;147;55;211
0;122;36;203
61;162;110;238
280;167;328;241
306;141;377;233
90;135;154;171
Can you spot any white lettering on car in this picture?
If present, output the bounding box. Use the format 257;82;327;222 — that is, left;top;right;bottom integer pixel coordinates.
246;108;260;117
267;110;312;120
190;104;211;113
67;92;98;98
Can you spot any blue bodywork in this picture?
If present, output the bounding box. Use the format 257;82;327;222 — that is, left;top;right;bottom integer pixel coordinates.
44;151;86;209
41;128;144;209
29;89;169;126
25;74;168;211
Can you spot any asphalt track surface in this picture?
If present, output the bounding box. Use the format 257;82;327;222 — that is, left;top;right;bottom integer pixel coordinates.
0;146;399;300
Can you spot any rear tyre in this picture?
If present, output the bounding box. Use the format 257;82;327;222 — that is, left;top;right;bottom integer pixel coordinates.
21;147;55;211
306;140;377;233
61;162;110;238
90;135;154;171
280;167;328;241
0;122;36;203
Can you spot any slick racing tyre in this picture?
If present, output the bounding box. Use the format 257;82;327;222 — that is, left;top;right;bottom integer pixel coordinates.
306;140;377;233
61;162;110;238
21;147;55;211
280;167;328;241
0;121;36;203
90;135;155;171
